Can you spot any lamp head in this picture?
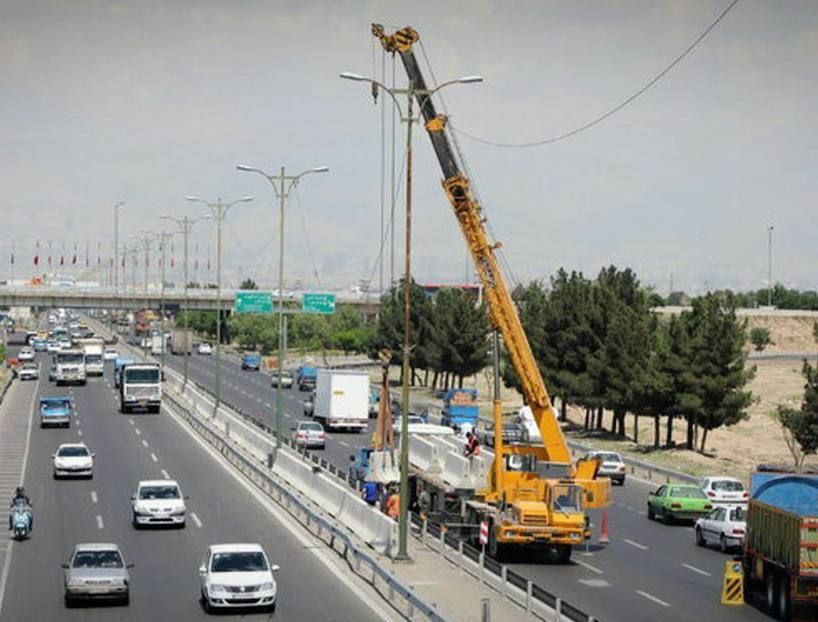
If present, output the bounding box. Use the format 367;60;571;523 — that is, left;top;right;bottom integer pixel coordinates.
340;72;367;82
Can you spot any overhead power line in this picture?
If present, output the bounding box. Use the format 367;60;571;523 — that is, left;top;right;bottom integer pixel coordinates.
451;0;741;149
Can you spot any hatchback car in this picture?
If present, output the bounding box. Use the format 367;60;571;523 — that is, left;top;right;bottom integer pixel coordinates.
585;451;627;486
199;543;279;613
647;484;713;524
270;370;293;389
699;476;748;505
17;363;39;381
292;420;326;449
63;543;132;607
197;342;213;355
695;504;747;552
53;443;94;479
131;480;187;528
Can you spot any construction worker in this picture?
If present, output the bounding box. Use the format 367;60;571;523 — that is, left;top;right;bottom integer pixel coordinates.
362;481;379;506
386;486;400;520
464;431;481;458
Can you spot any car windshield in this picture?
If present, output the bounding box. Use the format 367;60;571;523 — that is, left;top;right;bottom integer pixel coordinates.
125;368;160;384
139;485;180;500
72;550;123;569
595;453;622;462
43;401;68;410
670;486;707;499
712;480;744;492
211;552;268;573
22;364;37;370
85;355;102;363
730;506;747;521
552;485;582;513
57;353;84;364
58;446;89;457
299;422;322;432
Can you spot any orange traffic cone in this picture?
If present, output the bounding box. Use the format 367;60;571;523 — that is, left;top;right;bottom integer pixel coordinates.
598;509;610;544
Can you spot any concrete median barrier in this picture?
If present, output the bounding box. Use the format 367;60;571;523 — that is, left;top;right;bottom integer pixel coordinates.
367;449;400;483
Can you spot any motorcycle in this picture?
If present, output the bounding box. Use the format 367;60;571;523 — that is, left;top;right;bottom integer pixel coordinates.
10;503;32;540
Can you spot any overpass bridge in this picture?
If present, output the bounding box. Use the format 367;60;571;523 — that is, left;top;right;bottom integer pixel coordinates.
0;285;381;316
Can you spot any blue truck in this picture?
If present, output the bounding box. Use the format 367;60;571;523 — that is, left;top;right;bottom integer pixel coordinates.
39;397;72;428
440;388;479;429
241;352;262;371
743;466;818;620
296;365;317;392
114;356;136;388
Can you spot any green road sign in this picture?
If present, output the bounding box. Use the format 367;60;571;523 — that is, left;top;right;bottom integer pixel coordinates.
234;291;273;314
302;293;336;314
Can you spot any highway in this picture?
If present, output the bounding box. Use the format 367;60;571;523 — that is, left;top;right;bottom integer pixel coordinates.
164;349;773;622
0;336;385;621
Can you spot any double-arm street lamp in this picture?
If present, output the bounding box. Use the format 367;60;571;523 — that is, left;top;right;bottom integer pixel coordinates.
341;70;482;560
185;196;253;414
236;164;329;450
161;214;211;390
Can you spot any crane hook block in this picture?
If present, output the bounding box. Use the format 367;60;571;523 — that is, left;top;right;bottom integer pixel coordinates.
371;23;419;53
425;115;447;132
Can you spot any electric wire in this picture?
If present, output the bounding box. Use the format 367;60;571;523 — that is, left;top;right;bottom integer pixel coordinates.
450;0;741;149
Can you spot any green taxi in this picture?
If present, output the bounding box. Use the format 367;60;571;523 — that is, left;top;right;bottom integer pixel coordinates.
647;484;713;524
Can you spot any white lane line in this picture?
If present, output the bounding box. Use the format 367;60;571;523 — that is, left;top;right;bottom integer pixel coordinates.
636;590;670;607
141;439;149;448
77;429;83;437
129;418;134;426
339;441;350;447
624;539;648;550
150;453;158;463
91;491;98;504
264;402;272;408
134;428;141;435
96;515;105;530
190;512;203;528
161;469;170;479
576;560;604;575
682;563;711;577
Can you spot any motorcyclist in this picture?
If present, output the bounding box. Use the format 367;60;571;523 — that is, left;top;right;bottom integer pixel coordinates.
9;486;32;531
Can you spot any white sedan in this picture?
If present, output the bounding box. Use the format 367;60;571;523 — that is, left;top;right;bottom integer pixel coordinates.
695;504;747;552
292;421;326;449
699;476;748;504
17;363;39;381
17;347;35;361
199;543;279;613
53;443;94;479
131;480;187;528
197;342;213;355
103;346;118;361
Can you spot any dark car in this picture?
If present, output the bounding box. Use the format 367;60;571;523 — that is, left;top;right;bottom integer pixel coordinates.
480;422;525;447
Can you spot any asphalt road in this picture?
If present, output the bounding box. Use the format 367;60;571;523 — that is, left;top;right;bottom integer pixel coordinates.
0;338;384;622
168;350;774;622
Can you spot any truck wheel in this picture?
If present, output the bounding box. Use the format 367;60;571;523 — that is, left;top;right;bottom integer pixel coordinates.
777;575;790;621
488;526;505;562
766;570;778;614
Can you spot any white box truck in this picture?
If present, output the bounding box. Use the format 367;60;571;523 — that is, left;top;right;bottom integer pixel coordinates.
79;339;105;376
119;363;162;413
170;328;192;355
313;369;369;432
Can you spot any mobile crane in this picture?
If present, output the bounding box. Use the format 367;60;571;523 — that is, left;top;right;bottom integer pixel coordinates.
372;24;610;562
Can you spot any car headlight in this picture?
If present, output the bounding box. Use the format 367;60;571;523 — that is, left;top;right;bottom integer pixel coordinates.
170;508;186;516
209;584;228;594
67;578;84;587
260;582;275;591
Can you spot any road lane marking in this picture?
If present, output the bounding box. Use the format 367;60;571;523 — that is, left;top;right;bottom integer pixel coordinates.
129;418;134;426
576;560;604;575
636;590;670;607
96;515;104;530
150;453;158;463
190;512;203;528
91;491;98;504
134;428;141;435
682;563;711;577
161;469;170;479
141;439;149;448
624;539;648;550
77;429;83;437
339;441;349;447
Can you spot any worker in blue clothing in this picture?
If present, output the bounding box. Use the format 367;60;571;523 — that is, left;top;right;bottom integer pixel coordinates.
361;480;379;506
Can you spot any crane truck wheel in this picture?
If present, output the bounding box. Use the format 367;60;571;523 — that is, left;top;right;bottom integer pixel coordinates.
487;525;505;562
546;545;572;564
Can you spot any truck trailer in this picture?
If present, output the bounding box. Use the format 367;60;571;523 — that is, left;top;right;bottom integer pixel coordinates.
313;369;368;432
743;466;818;621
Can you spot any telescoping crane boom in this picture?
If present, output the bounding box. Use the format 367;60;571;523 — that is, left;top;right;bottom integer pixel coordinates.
372;24;610;561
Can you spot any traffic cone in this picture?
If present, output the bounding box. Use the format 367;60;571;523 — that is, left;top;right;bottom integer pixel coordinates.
598;509;610;544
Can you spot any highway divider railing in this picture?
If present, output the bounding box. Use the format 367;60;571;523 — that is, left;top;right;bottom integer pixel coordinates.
159;373;444;622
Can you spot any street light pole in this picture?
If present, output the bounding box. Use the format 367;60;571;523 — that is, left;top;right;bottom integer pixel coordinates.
236;164;328;450
162;214;209;390
767;225;774;308
186;196;253;413
340;69;482;561
113;201;125;293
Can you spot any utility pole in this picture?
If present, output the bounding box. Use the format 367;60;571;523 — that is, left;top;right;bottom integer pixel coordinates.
185;196;253;413
236;164;328;450
114;201;125;292
767;225;775;307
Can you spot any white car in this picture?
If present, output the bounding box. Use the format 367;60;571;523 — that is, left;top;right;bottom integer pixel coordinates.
695;504;747;552
198;543;279;613
699;476;748;504
18;347;35;361
47;339;60;353
292;420;326;449
131;480;187;528
17;363;39;381
585;451;627;486
53;443;94;479
197;342;213;355
103;346;118;361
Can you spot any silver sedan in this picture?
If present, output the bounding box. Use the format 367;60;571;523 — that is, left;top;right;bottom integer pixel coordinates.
63;543;132;607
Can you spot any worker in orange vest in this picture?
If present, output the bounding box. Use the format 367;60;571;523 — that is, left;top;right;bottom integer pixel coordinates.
386;486;400;520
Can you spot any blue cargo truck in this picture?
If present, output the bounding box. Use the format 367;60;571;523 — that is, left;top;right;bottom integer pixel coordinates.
440;388;479;429
241;352;262;371
296;365;317;392
743;466;818;621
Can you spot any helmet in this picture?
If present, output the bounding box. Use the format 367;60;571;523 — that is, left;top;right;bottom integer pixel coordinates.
15;486;24;495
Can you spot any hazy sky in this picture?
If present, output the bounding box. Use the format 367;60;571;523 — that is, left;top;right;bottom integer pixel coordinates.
2;0;816;294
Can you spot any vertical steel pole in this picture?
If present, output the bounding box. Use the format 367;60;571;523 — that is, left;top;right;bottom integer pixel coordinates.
276;168;286;450
159;233;167;375
398;87;414;560
215;202;223;414
183;219;190;389
767;225;774;307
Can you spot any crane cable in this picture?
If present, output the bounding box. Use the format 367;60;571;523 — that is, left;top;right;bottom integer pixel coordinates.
449;0;741;149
